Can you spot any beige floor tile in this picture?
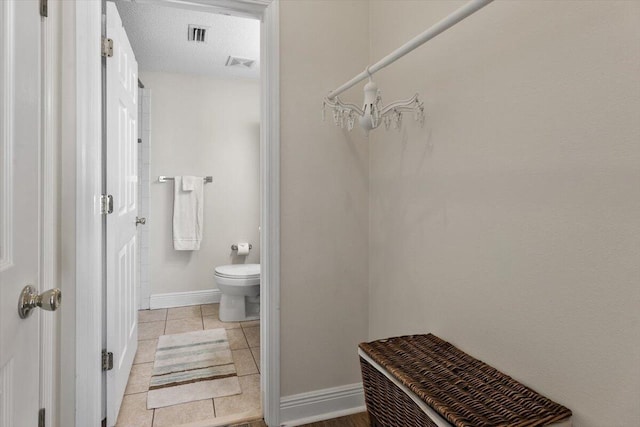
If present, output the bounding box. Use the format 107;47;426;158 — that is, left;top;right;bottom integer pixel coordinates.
134;339;158;365
250;347;260;373
214;374;261;417
243;327;260;348
227;328;248;350
139;321;165;340
240;320;260;329
200;303;220;316
203;315;240;330
125;362;153;395
167;306;202;320
232;349;259;376
115;393;153;427
139;309;167;323
164;317;203;335
152;399;215;427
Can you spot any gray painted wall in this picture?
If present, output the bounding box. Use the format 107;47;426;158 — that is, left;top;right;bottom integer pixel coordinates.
368;1;640;426
280;0;371;397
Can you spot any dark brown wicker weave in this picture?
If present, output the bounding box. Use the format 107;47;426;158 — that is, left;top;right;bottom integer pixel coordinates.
359;334;572;427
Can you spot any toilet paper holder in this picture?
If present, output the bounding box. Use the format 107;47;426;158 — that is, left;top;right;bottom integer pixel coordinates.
231;244;252;251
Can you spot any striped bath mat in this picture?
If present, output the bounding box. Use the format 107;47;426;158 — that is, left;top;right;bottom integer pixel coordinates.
147;328;241;409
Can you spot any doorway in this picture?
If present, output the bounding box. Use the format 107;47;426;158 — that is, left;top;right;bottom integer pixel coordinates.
105;2;261;423
103;2;270;425
61;0;280;426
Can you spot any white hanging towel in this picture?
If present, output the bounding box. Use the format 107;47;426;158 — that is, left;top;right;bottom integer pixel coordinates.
173;176;204;250
182;175;197;191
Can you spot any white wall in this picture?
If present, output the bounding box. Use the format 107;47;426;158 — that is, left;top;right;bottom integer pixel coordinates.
368;1;640;426
280;0;370;397
140;71;260;296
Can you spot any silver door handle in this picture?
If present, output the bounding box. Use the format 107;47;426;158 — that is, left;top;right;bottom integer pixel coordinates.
18;285;62;319
136;217;146;226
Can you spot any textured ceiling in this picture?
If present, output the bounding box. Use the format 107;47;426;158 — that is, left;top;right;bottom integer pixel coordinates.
114;1;260;79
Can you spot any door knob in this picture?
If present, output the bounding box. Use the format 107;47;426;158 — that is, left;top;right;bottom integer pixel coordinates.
136;217;146;226
18;285;62;319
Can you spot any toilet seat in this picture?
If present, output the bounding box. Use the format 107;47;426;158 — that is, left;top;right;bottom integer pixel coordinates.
214;264;260;279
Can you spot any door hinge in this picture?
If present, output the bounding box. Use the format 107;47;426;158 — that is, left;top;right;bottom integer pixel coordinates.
102;350;114;371
38;408;45;427
100;195;113;215
102;38;114;58
40;0;48;17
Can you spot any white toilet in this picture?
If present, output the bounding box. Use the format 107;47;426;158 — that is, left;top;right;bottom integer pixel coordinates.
215;263;260;322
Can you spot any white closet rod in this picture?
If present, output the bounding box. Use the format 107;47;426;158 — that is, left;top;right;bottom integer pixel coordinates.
327;0;494;100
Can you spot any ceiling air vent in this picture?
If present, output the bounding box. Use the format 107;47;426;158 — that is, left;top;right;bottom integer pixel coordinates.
188;25;209;43
225;56;256;69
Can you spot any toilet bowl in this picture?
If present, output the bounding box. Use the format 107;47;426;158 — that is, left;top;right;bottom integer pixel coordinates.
215;264;260;322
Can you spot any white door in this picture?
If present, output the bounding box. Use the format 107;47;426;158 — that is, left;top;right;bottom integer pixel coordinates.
106;2;139;425
0;1;46;426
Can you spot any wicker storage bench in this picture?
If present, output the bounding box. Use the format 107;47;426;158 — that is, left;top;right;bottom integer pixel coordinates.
359;334;572;427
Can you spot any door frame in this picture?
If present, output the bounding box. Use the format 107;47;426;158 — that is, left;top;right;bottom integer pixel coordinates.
60;0;280;425
59;0;105;426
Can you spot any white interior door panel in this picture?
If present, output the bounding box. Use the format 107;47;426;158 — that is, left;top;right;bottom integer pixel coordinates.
0;1;42;426
106;2;139;425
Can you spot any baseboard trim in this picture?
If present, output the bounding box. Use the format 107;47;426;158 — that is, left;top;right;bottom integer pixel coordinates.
280;383;365;427
149;289;221;309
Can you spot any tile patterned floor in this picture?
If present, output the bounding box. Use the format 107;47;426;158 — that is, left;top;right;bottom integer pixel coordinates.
116;304;261;427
